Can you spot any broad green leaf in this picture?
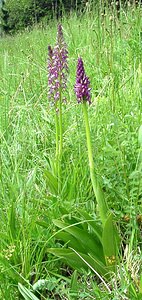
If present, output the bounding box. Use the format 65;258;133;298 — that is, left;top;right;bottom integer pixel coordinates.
44;170;58;194
102;213;119;266
53;219;105;263
78;210;102;241
47;248;108;278
62;215;83;228
47;248;88;271
55;232;86;253
18;283;39;300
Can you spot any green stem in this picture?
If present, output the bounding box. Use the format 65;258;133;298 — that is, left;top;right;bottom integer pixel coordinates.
82;101;108;226
55;104;59;175
58;85;63;193
59;88;63;158
55;109;59;158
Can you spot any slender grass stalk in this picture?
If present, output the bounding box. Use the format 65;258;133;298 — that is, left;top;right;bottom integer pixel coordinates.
70;247;111;293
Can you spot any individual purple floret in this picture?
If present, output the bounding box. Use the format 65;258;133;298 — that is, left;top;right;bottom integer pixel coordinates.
47;24;68;104
74;58;91;104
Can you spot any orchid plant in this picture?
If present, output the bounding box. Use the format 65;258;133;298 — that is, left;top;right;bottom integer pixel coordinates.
47;45;120;280
74;57;108;225
47;24;68;193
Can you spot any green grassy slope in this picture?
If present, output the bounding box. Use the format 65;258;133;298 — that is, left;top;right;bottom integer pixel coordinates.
0;6;142;299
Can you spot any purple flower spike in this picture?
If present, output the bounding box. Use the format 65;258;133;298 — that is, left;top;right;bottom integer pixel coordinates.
47;24;68;105
47;45;54;102
74;58;91;104
53;23;68;83
57;24;64;46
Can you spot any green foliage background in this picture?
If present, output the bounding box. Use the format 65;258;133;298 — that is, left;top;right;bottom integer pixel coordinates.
1;0;85;33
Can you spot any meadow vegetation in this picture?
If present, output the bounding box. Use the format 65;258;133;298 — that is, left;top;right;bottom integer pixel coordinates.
0;3;142;299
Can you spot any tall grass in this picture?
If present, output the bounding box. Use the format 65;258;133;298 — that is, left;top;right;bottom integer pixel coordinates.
0;4;142;299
